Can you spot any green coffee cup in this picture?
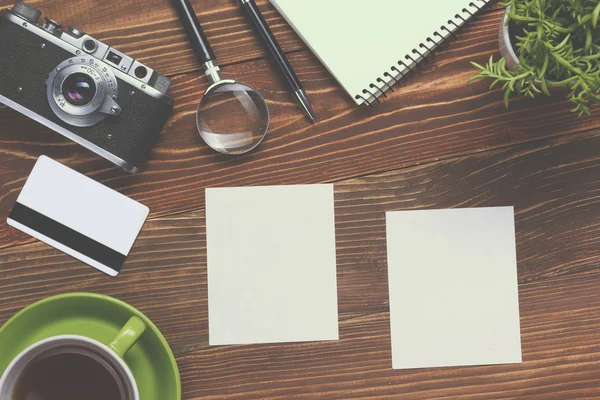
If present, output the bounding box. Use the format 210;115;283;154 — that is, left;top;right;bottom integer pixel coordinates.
0;316;147;400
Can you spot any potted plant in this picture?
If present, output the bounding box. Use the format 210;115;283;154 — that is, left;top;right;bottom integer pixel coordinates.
469;0;600;115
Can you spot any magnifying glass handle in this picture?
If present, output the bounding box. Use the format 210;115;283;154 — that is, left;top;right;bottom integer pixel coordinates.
171;0;216;65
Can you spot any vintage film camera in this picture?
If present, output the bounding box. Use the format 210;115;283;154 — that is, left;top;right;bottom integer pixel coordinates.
0;1;174;173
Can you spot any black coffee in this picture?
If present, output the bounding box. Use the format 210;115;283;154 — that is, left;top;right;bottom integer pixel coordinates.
12;351;123;400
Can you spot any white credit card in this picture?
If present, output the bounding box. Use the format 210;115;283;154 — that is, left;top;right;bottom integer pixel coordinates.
7;156;149;276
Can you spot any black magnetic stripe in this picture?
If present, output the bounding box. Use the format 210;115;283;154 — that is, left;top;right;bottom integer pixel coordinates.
8;202;125;272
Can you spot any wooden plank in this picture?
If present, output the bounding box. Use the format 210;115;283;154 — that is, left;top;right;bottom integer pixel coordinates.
177;270;600;399
1;23;598;249
2;130;600;398
0;0;304;75
0;1;539;252
0;0;502;77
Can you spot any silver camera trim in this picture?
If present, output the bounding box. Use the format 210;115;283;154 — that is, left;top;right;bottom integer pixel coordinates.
60;30;157;84
5;11;169;101
0;93;138;173
46;56;120;127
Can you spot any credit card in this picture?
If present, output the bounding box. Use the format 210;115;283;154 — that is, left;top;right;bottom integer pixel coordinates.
7;156;149;276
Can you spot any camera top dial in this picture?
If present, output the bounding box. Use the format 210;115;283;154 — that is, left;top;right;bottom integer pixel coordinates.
46;56;120;127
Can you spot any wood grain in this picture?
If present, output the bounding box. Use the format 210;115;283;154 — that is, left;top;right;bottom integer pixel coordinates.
1;0;599;397
177;270;600;400
0;0;502;77
2;129;600;398
0;0;305;76
1;5;598;249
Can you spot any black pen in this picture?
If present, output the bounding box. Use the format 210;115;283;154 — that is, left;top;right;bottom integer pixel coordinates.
238;0;316;123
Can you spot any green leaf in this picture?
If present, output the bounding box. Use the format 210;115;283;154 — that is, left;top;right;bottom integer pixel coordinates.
551;33;571;51
584;28;592;53
540;77;551;96
539;53;549;78
507;11;538;22
470;61;486;71
551;51;582;74
581;14;592;25
504;87;512;108
467;74;485;83
593;1;600;29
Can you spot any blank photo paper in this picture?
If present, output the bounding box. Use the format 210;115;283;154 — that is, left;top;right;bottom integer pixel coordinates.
386;207;522;369
205;184;339;345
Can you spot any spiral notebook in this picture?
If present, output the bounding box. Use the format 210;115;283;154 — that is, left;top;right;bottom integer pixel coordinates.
270;0;491;105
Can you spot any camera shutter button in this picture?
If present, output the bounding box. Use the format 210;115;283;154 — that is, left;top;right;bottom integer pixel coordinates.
67;25;85;38
42;18;61;34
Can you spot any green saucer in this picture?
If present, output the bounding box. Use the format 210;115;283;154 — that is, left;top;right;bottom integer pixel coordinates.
0;292;181;400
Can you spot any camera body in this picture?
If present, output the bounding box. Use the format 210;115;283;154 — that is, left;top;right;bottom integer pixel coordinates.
0;1;174;173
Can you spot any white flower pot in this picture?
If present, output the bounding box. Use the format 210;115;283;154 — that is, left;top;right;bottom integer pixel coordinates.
498;6;519;70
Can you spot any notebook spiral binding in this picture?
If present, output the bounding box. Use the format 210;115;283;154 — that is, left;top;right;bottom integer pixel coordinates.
355;0;493;107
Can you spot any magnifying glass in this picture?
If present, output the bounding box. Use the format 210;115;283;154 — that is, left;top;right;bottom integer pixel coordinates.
172;0;270;155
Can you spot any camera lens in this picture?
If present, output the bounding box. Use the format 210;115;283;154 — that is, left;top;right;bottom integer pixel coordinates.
61;73;96;106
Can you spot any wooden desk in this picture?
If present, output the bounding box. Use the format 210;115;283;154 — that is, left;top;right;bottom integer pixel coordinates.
1;1;599;398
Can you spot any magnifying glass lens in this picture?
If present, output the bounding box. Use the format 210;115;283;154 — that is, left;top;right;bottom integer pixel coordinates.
196;82;269;155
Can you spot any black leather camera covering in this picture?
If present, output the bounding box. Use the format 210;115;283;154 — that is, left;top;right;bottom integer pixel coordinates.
0;17;173;169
